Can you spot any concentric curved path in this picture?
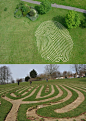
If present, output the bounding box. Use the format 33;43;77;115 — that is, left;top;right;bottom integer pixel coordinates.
1;85;86;121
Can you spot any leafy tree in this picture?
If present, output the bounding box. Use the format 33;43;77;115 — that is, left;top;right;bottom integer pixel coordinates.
25;76;30;82
39;0;51;14
21;5;30;16
30;69;37;78
65;10;81;28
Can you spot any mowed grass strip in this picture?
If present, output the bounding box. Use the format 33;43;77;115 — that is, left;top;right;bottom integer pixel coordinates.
0;95;12;121
23;85;59;101
37;86;79;118
40;85;52;97
0;0;86;63
33;0;86;10
6;86;36;100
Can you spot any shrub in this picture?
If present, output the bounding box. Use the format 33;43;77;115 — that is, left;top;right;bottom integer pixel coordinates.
29;9;36;16
26;9;39;21
14;9;22;18
65;10;81;28
81;19;86;28
4;7;7;11
16;1;24;9
21;5;30;16
39;0;51;14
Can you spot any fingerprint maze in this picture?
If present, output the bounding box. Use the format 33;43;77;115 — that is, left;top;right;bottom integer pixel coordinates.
0;85;86;121
35;21;73;62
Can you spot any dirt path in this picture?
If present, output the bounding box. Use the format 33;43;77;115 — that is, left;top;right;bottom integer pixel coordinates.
36;85;55;99
2;85;86;121
54;86;85;113
26;85;86;121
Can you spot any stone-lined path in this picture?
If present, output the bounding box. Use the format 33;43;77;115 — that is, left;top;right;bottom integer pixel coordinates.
21;0;86;13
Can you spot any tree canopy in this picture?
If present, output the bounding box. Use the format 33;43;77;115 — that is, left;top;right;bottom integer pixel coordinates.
30;69;37;78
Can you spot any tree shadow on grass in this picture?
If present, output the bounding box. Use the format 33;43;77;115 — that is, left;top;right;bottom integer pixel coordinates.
52;15;67;29
78;78;86;82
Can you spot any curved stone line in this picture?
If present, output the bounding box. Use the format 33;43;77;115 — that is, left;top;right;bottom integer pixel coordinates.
54;85;85;113
36;85;54;99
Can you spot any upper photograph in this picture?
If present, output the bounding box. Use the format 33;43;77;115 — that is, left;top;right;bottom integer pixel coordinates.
0;0;86;64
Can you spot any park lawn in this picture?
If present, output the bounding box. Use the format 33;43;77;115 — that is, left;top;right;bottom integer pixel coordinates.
0;78;86;120
0;0;86;64
33;0;86;10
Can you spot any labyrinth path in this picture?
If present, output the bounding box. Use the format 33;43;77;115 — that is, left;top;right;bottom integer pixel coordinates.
0;84;86;121
35;20;73;62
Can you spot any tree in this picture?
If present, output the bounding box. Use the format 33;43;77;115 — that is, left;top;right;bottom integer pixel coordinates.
44;64;59;79
0;66;12;84
30;69;37;78
67;71;73;77
71;64;83;78
63;71;67;78
39;0;51;14
79;64;86;77
25;76;30;82
65;10;81;29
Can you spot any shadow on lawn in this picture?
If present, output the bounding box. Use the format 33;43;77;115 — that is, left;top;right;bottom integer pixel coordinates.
52;15;67;29
78;78;86;82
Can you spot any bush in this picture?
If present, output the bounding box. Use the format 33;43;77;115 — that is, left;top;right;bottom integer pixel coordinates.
39;0;51;14
29;9;36;16
65;10;81;28
4;7;7;11
26;9;39;21
14;9;22;18
21;5;30;16
81;19;86;28
16;1;24;9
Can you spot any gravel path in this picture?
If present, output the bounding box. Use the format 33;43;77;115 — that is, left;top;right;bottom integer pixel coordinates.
21;0;86;13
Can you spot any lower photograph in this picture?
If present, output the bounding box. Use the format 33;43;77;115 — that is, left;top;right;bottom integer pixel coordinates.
0;64;86;121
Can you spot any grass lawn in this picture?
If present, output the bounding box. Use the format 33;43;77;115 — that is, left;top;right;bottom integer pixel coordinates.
0;78;86;121
33;0;86;10
0;0;86;63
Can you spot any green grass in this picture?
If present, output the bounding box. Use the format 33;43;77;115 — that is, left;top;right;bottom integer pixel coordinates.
0;95;12;121
0;78;86;121
37;86;78;118
0;0;86;63
23;85;59;101
40;85;51;96
33;0;86;10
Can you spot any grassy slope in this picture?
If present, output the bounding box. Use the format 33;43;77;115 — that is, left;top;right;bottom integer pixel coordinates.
0;78;86;120
33;0;86;10
0;0;86;63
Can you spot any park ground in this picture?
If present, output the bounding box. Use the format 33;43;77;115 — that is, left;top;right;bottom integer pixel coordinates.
0;78;86;121
0;0;86;63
